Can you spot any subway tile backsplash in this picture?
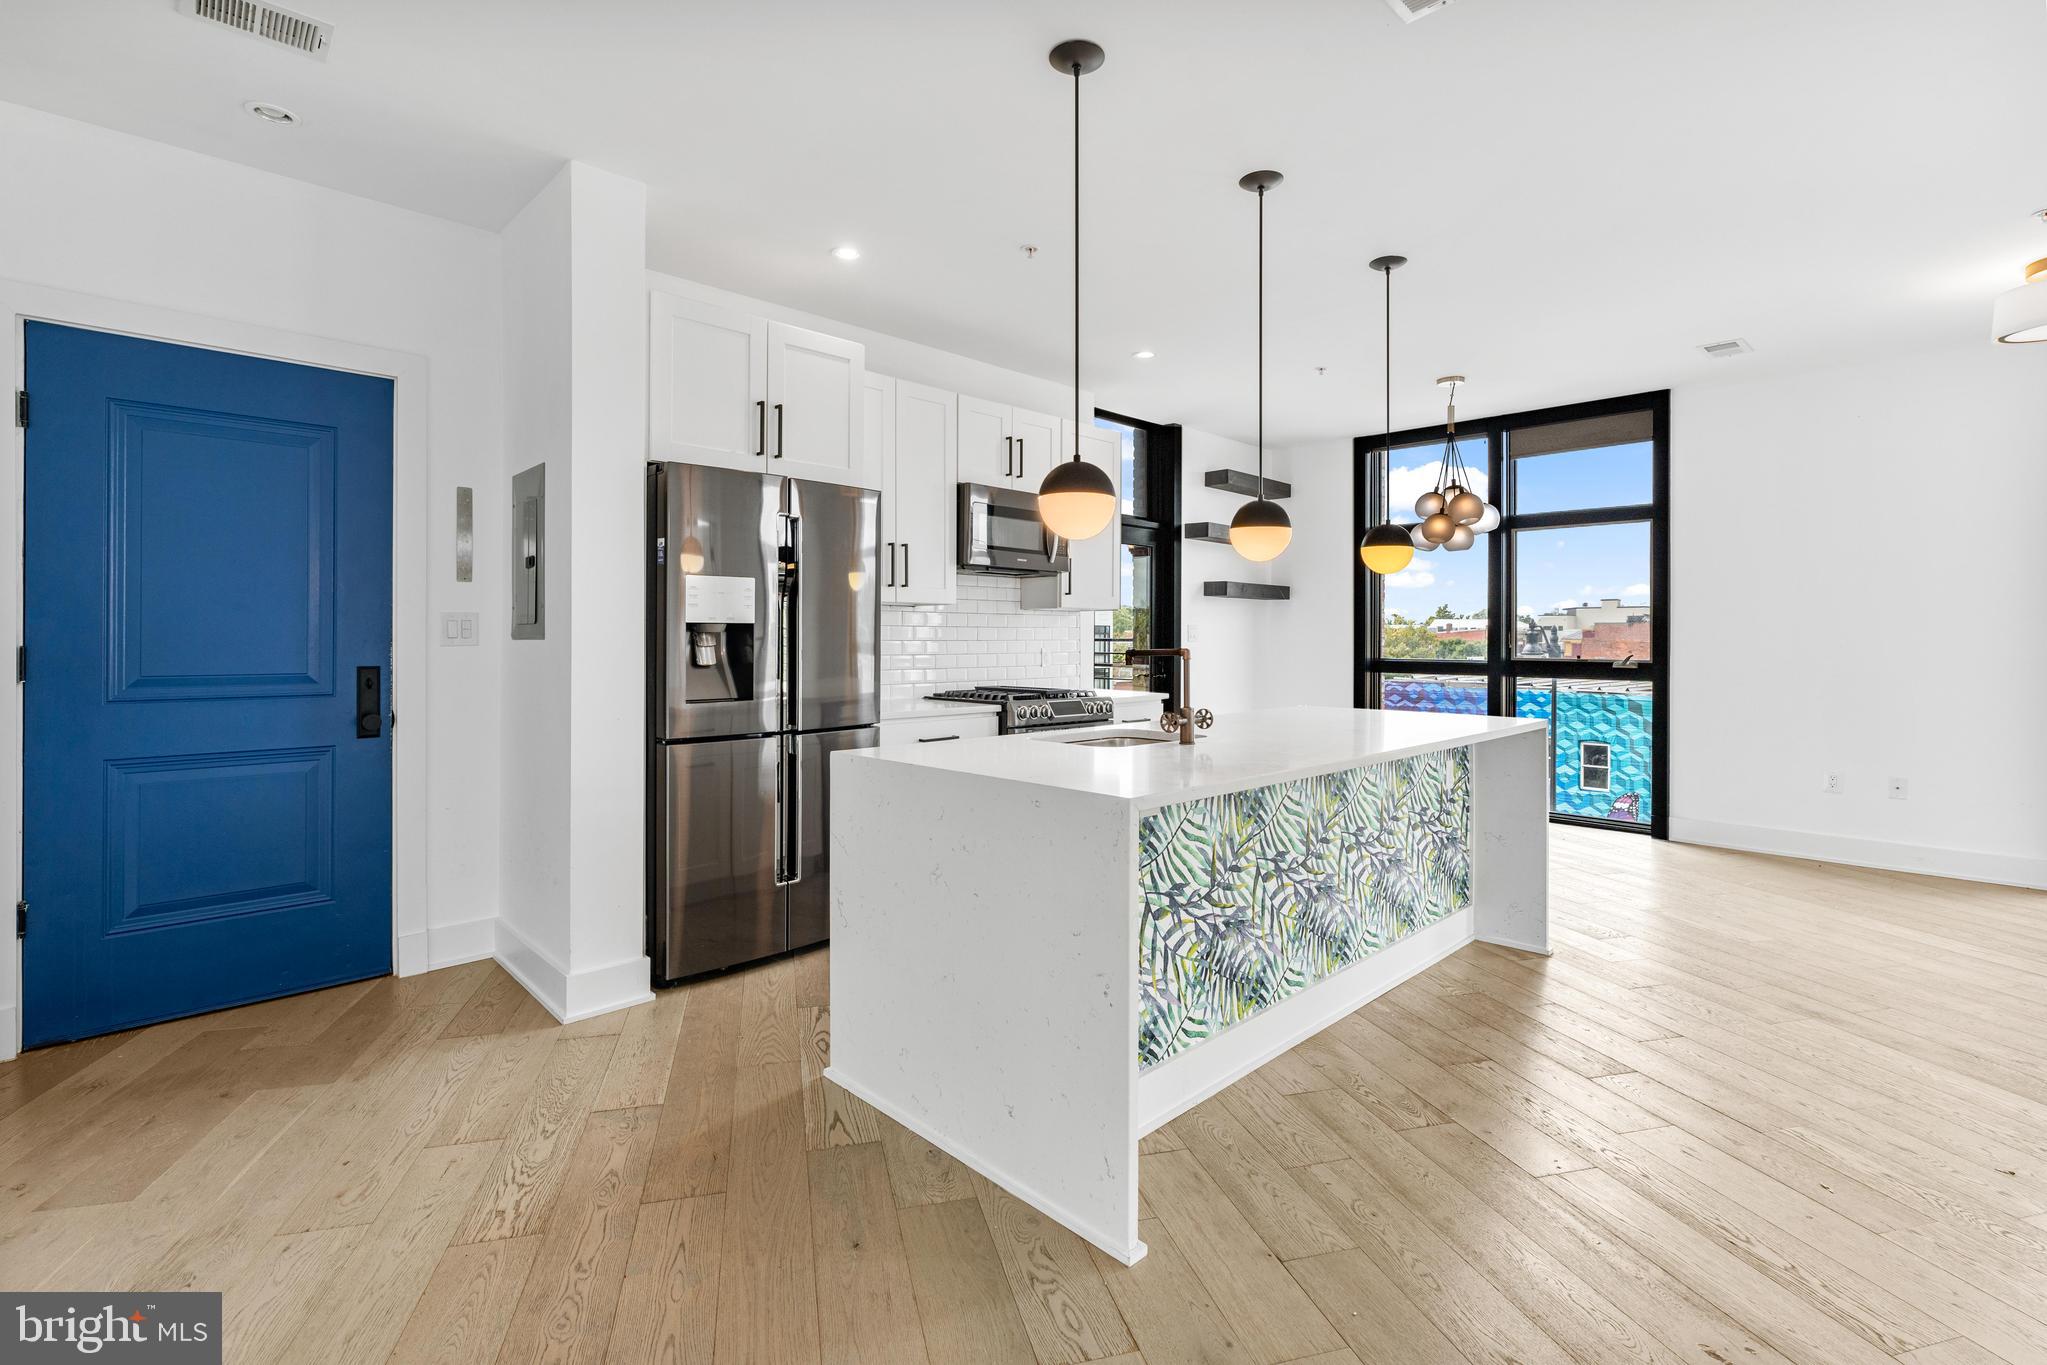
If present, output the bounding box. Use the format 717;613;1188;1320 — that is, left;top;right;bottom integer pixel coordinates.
881;576;1098;707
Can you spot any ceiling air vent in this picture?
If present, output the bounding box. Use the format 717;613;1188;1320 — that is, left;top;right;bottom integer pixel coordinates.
1384;0;1454;22
1698;337;1754;358
179;0;332;59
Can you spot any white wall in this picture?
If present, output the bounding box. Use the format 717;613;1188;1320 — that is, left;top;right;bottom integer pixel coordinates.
1261;439;1355;709
497;163;653;1020
1259;342;2047;890
498;166;575;971
0;101;506;1052
1177;427;1280;715
1671;339;2047;887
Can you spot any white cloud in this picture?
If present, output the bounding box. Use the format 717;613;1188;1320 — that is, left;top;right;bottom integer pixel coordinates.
1385;460;1486;520
1387;563;1436;590
1623;582;1651;598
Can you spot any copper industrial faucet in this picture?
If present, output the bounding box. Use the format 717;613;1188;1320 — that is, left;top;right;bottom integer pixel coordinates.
1123;647;1212;745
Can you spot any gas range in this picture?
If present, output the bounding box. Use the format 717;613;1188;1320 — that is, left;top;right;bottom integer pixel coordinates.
925;685;1117;734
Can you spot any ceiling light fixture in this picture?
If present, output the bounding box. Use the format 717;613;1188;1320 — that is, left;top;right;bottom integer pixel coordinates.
830;245;861;262
242;100;298;125
1993;224;2047;342
1359;255;1416;576
1228;170;1292;563
1413;376;1498;550
1132;350;1155;360
1035;40;1119;543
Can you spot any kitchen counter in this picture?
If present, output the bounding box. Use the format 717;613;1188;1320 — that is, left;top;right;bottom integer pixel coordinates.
858;704;1541;806
827;705;1549;1268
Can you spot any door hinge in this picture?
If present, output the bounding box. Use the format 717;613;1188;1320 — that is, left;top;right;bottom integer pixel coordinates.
13;391;25;428
14;902;25;939
14;645;23;683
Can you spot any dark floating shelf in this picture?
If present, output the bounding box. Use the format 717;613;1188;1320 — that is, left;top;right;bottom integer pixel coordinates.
1203;580;1290;601
1203;469;1291;500
1184;522;1234;544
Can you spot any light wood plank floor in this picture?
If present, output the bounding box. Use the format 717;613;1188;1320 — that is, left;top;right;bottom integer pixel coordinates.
4;827;2046;1364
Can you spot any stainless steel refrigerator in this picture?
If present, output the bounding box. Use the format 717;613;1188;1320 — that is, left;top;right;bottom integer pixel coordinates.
647;462;879;985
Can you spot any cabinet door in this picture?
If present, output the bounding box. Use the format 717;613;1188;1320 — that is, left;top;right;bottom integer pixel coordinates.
893;381;958;606
1058;418;1122;612
957;394;1013;487
650;293;767;471
767;321;870;487
864;373;898;598
1011;406;1060;490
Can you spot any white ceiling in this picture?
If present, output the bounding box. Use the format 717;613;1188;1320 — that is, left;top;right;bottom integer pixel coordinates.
2;0;2042;444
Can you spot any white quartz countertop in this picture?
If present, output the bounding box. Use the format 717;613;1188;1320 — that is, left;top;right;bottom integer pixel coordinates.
847;705;1545;808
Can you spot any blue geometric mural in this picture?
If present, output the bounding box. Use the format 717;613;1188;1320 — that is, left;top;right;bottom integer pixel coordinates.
1382;679;1653;824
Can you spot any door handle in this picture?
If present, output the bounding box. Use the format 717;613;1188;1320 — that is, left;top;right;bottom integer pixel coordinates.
886;541;896;587
356;666;382;739
1064;569;1072;598
774;403;785;458
1005;436;1014;478
756;399;766;457
902;542;909;587
917;734;960;743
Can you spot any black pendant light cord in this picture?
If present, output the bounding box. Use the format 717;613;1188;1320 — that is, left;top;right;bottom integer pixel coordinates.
1256;183;1266;500
1383;263;1392;494
1070;58;1082;465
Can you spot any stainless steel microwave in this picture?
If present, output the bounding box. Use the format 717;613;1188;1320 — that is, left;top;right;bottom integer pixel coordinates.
957;482;1071;576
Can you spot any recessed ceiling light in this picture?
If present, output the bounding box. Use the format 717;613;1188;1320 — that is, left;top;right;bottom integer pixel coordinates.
1131;350;1155;360
831;245;861;262
242;100;298;125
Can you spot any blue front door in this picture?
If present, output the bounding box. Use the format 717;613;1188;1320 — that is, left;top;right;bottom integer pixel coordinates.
22;322;394;1047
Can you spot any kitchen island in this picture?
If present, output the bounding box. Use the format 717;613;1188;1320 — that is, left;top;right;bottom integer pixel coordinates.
826;705;1549;1264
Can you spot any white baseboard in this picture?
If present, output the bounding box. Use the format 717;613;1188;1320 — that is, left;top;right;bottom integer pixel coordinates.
826;1063;1148;1267
1135;907;1475;1136
491;919;652;1024
1670;818;2047;891
428;916;498;971
493;919;570;1019
562;954;655;1022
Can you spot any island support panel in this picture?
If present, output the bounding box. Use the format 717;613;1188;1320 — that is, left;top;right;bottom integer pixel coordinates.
1135;725;1550;1132
827;759;1148;1264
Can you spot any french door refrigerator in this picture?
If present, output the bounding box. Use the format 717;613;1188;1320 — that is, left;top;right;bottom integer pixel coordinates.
647;462;879;984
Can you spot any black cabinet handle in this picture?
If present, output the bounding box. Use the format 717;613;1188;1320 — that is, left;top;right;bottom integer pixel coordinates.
774;402;785;458
902;542;910;586
917;734;960;743
756;399;766;457
886;541;896;587
356;666;382;739
1005;436;1014;478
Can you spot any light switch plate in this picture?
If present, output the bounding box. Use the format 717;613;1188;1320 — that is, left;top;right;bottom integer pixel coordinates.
440;611;480;647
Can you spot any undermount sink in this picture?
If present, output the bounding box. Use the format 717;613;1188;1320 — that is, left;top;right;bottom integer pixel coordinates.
1067;733;1175;748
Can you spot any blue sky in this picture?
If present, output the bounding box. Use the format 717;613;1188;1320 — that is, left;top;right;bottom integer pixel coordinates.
1381;439;1653;623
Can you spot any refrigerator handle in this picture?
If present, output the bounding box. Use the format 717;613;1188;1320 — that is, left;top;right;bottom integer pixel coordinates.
777;735;802;887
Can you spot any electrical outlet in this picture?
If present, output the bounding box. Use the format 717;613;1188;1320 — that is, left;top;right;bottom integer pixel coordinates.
1824;772;1843;795
1888;777;1908;800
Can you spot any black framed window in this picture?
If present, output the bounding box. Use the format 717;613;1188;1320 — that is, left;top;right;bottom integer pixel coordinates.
1356;391;1669;837
1094;412;1181;693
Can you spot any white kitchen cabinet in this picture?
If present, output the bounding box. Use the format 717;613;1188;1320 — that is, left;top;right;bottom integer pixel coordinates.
767;321;871;487
877;711;999;746
649;293;873;487
649;293;767;472
957;394;1012;486
1020;420;1121;612
864;371;897;595
958;397;1060;491
888;380;958;606
1010;407;1059;490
